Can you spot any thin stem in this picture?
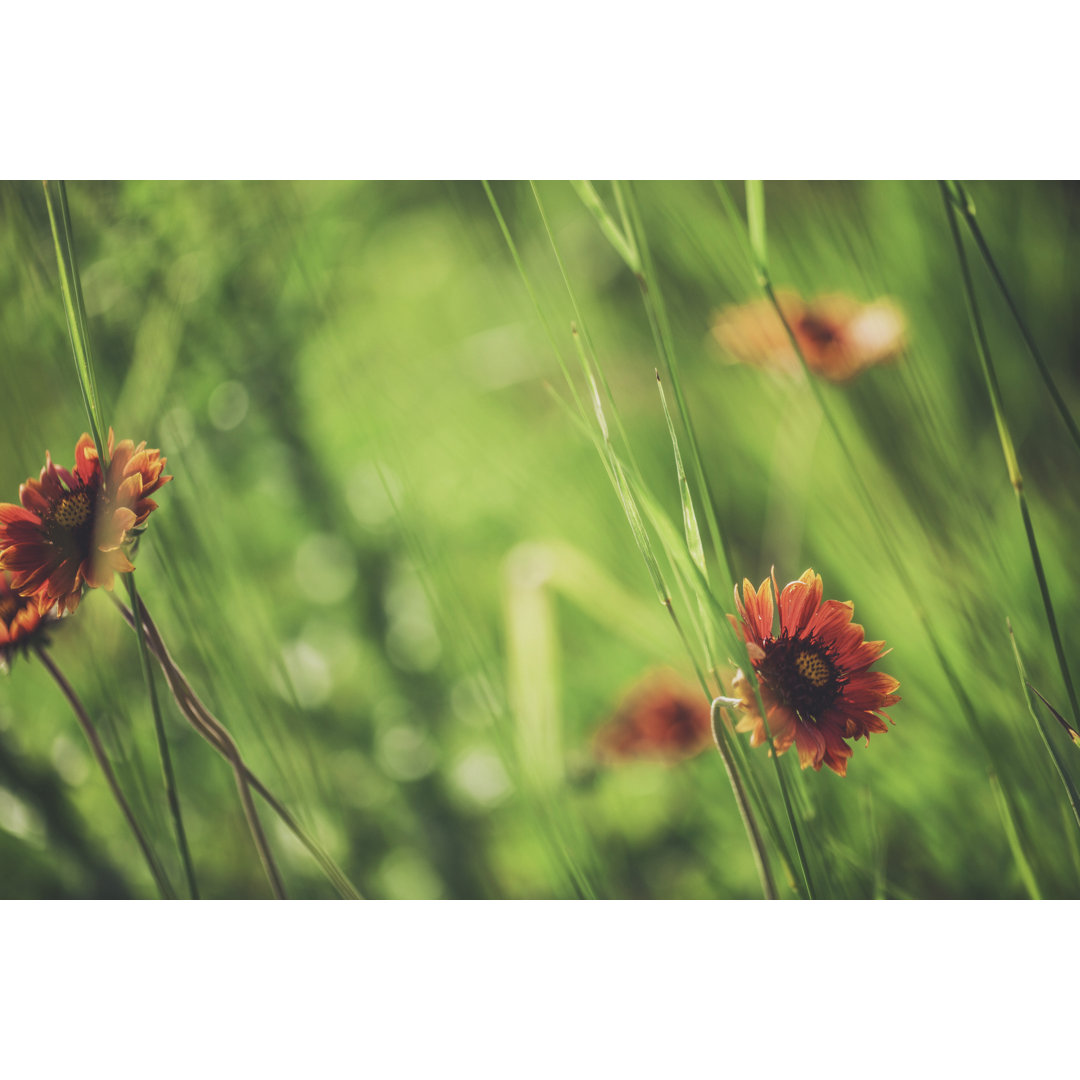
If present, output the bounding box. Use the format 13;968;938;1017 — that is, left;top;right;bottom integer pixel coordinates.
948;181;1080;456
130;596;285;899
124;575;199;899
35;643;175;899
41;181;109;463
622;182;735;589
666;596;777;899
710;698;777;899
111;596;360;898
941;183;1080;728
1008;620;1080;837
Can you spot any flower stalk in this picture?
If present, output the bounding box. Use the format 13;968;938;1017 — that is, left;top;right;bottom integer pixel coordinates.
112;595;361;899
34;643;175;899
940;183;1080;729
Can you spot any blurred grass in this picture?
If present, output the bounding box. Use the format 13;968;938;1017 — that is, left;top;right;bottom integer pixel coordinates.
0;180;1077;898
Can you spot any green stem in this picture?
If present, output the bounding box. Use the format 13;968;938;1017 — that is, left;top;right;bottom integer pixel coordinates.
41;181;109;461
124;575;199;899
940;183;1080;729
1008;620;1080;837
621;182;735;590
112;596;354;898
949;181;1080;457
120;593;285;898
710;698;777;899
35;643;175;899
665;596;777;900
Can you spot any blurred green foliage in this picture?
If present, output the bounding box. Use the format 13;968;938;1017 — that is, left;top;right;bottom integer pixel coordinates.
0;180;1077;898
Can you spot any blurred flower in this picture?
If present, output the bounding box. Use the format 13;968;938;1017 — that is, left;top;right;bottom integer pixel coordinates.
729;569;899;777
711;290;906;382
0;430;170;616
0;571;50;670
594;671;712;764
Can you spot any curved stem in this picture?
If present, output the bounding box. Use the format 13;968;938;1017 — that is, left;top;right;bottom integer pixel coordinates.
710;699;778;899
35;643;174;899
124;575;198;898
111;596;360;899
130;601;286;900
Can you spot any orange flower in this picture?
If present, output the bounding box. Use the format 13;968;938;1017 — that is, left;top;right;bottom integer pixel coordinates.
594;671;712;763
0;430;170;616
729;570;899;777
711;290;906;382
0;570;49;669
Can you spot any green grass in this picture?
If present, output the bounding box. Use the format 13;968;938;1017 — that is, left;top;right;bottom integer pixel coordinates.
0;179;1077;898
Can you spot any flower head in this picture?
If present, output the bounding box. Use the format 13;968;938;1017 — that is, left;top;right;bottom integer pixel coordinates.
0;430;171;616
711;290;906;382
594;670;712;764
728;570;899;777
0;570;50;670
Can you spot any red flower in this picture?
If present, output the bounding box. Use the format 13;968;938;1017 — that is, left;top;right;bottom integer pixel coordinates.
0;430;170;616
0;570;49;669
711;290;906;382
594;671;713;763
729;570;899;777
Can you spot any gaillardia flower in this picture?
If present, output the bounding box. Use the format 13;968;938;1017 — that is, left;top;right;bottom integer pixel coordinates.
0;431;170;616
711;290;907;382
0;570;49;670
594;670;712;764
729;570;899;777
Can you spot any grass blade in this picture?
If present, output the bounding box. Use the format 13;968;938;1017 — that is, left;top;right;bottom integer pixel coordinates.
41;181;108;461
35;644;175;899
124;576;199;898
949;180;1080;456
570;181;640;275
656;371;707;581
1008;620;1080;836
988;772;1042;899
940;183;1080;729
745;180;768;274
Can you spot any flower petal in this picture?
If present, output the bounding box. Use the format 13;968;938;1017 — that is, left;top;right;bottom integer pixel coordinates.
778;569;823;637
793;718;827;770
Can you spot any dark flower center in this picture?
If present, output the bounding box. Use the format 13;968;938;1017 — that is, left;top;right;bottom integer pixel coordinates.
43;486;96;556
53;491;91;529
798;314;839;348
756;634;845;719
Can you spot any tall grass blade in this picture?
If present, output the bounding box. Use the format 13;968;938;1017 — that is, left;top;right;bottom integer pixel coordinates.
569;181;640;275
1028;684;1080;751
745;180;768;275
710;698;777;899
619;182;735;589
1008;620;1080;834
41;181;108;461
656;372;707;581
112;597;359;898
35;644;175;898
124;576;199;898
941;183;1080;728
949;180;1080;456
988;772;1042;900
